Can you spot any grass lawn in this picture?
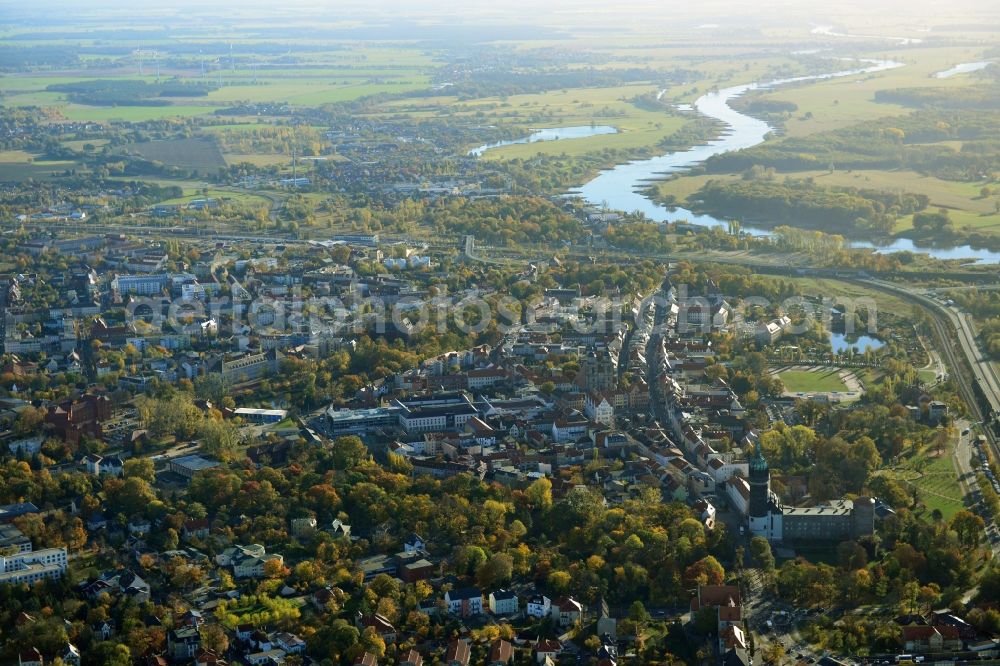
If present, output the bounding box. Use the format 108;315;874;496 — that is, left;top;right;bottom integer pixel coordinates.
778;368;849;393
877;444;966;520
917;369;937;384
156;188;271;206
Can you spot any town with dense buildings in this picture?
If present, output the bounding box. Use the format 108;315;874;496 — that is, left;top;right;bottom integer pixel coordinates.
0;220;997;666
3;2;1000;666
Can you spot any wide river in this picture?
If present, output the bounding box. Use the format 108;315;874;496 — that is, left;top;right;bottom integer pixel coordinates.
571;59;1000;264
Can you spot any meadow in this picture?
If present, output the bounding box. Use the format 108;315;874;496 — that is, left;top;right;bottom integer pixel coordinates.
777;368;850;393
876;442;967;520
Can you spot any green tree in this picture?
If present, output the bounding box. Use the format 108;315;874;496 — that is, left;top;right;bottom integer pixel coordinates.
526;476;553;512
87;642;131;666
123;457;155;483
198;417;241;461
330;435;370;470
476;553;514;589
750;536;775;573
950;510;985;549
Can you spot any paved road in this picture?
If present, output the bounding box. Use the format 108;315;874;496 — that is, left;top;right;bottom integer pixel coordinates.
862;280;999;450
860;279;1000;555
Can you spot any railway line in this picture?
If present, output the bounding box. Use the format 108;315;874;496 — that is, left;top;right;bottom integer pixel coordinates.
860;279;1000;468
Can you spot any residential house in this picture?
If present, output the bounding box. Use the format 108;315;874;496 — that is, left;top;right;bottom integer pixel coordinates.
356;613;397;644
60;643;81;666
182;518;210;540
487;639;514;666
584;391;614;426
445;640;471;666
489;589;519;616
690;584;742;613
444;587;483;617
551;596;583;627
167;627;200;661
273;632;306;654
19;648;44;666
398;649;423;666
247;649;287;665
901;625;963;653
534;639;561;664
526;595;551;619
330;519;352;539
932;611;977;640
194;651;226;666
404;533;426;553
354;652;378;666
92;620;115;640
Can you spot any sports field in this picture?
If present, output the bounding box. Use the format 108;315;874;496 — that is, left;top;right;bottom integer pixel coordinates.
777;369;850;393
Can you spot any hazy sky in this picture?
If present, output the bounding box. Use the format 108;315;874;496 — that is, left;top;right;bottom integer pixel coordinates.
2;0;998;34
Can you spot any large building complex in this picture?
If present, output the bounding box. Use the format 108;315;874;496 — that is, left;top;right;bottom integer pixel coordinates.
0;547;68;585
745;440;875;543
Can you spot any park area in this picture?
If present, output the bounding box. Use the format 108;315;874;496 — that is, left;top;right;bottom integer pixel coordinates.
776;367;850;393
875;438;966;520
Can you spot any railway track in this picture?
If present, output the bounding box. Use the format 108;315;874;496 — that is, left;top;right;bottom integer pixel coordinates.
859;279;1000;466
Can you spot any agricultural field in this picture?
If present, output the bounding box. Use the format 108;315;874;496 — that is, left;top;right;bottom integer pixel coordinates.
125;137;227;173
0;45;436;122
0;150;78;181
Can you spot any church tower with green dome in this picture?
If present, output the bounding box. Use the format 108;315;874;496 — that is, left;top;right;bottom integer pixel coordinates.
748;435;779;537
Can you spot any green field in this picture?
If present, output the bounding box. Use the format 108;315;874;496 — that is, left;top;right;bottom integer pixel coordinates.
653;168;1000;238
127;137;227;172
155;188;272;207
777;368;850;393
755;46;996;137
60;103;222;122
877;444;966;520
0;153;78;182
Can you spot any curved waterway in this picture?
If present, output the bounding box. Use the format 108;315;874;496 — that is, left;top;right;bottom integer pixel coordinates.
810;25;923;45
468;125;618;157
572;59;1000;263
934;61;994;78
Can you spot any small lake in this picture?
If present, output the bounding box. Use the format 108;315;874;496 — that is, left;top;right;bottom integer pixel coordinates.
468;125;618;157
830;332;884;353
933;61;994;78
